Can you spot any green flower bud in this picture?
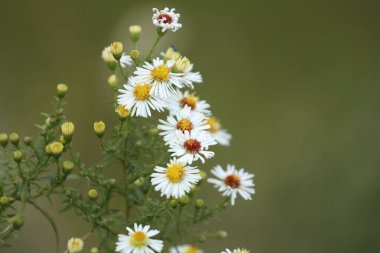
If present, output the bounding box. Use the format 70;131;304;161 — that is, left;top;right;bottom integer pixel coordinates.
195;198;205;209
134;177;144;187
198;234;207;243
56;83;68;98
0;133;8;147
108;74;118;89
90;247;99;253
130;49;140;60
169;199;178;208
9;133;19;146
116;105;130;120
0;196;13;205
107;178;117;187
199;171;207;181
63;161;74;173
13;150;23;162
23;136;32;146
88;189;98;199
129;25;142;42
216;230;228;239
93;121;106;137
110;41;123;60
179;195;190;205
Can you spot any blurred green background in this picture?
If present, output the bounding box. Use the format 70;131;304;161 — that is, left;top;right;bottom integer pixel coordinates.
1;0;380;252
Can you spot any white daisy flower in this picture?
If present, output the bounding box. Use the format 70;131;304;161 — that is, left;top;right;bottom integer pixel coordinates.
205;117;232;146
134;58;183;98
120;53;133;67
222;248;251;253
172;57;203;89
117;77;166;118
158;106;210;144
151;158;201;198
167;90;211;116
208;165;255;206
170;245;204;253
116;223;164;253
152;8;182;32
168;130;216;164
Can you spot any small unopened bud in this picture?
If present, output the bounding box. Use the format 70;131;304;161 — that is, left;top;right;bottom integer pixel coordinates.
23;136;32;146
195;198;205;208
9;133;19;146
0;133;8;147
93;121;106;137
130;49;140;60
63;161;74;173
0;196;13;205
56;83;68;98
129;25;142;42
107;178;117;187
88;189;98;199
110;41;123;60
90;247;99;253
198;234;207;243
49;141;64;157
45;144;52;155
149;128;159;135
134;177;144;187
116;105;130;120
12;216;24;229
108;74;118;89
179;195;190;205
169;199;178;208
13;150;23;162
60;135;66;144
199;171;207;181
173;57;191;73
163;47;181;62
61;122;75;142
102;46;117;70
216;230;228;239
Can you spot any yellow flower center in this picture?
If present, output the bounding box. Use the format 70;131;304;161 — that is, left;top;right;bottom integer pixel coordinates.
184;245;200;253
134;84;151;101
130;231;147;248
176;118;193;132
166;163;185;183
235;249;251;253
180;96;197;110
206;117;219;133
151;65;170;81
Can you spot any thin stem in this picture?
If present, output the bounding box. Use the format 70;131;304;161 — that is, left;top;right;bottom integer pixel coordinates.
146;33;164;61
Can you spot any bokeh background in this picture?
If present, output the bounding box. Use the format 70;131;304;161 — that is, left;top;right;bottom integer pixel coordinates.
1;0;380;252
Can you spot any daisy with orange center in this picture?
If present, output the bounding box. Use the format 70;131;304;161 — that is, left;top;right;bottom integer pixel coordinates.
116;223;163;253
208;165;255;206
170;245;204;253
151;158;201;198
134;58;183;98
157;106;210;144
167;90;211;116
205;117;232;146
168;130;216;164
117;76;166;118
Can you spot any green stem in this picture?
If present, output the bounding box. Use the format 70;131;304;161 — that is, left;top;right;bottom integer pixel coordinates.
146;33;164;61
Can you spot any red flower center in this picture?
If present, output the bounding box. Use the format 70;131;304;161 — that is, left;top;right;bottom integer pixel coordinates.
224;174;241;188
184;139;201;153
158;13;173;24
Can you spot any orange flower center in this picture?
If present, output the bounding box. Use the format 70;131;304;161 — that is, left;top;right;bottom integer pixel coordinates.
184;139;201;153
180;95;197;110
177;118;193;132
224;174;241;188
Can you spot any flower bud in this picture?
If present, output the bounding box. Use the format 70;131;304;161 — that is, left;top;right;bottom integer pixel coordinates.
63;161;74;173
199;171;207;181
195;198;205;209
115;105;130;120
60;135;66;144
23;136;32;146
0;133;8;147
179;195;190;205
149;128;159;135
67;237;84;253
13;150;23;162
49;141;64;157
216;230;228;239
45;144;52;155
61;122;75;142
110;41;123;60
107;74;118;89
173;57;191;73
56;83;68;98
129;25;142;42
9;133;19;146
134;177;144;187
130;49;140;60
0;196;13;205
198;234;207;243
106;178;117;187
163;47;181;61
169;199;178;208
12;216;24;229
90;247;99;253
93;121;106;137
102;46;117;70
88;189;98;200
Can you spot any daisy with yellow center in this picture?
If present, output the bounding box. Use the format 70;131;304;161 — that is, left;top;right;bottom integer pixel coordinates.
208;165;255;206
134;57;183;98
117;77;166;118
170;245;204;253
168;130;216;165
151;158;201;198
205;117;232;146
116;223;163;253
167;90;211;116
157;106;210;144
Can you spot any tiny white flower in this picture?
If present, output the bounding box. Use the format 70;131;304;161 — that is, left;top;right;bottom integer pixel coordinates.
151;158;201;198
120;53;133;67
116;223;164;253
158;106;210;144
169;130;216;164
208;165;255;206
170;245;204;253
135;58;183;98
67;237;84;253
152;8;182;32
117;76;166;118
205;117;232;146
167;90;211;116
